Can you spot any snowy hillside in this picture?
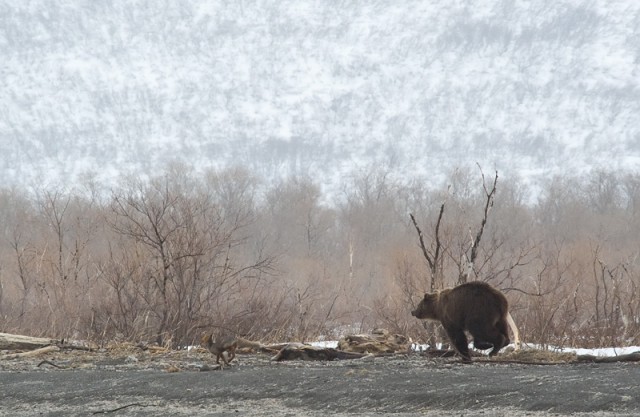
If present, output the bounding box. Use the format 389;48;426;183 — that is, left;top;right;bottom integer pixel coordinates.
1;0;639;197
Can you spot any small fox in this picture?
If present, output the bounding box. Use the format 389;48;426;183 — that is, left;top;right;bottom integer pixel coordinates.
201;333;237;365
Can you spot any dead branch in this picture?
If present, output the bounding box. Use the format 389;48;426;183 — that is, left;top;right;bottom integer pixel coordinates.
92;403;154;415
410;214;433;272
501;287;547;297
459;167;498;284
410;201;445;291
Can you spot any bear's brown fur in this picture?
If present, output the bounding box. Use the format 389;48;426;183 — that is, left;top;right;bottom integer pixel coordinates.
411;281;510;362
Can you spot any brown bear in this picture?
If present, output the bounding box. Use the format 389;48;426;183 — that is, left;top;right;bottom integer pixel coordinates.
411;281;511;362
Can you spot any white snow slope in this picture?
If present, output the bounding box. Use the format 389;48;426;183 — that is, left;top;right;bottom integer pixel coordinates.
1;1;639;196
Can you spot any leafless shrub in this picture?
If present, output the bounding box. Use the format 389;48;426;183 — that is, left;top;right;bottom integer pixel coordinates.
0;167;638;349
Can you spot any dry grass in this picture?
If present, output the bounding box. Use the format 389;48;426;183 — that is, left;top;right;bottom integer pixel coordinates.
497;348;577;363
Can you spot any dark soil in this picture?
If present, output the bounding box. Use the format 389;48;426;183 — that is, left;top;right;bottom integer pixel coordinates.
1;348;639;416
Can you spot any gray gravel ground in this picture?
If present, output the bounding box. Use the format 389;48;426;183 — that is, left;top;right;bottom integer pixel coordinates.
1;350;639;416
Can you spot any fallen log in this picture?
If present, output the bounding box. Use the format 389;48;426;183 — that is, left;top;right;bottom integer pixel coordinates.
1;345;60;359
237;337;280;353
0;332;59;351
271;343;369;361
338;328;411;354
576;352;640;363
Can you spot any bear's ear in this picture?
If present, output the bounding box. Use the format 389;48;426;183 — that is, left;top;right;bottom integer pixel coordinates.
423;293;430;300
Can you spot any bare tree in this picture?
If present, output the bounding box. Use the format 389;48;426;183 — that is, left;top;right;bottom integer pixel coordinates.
1;165;640;350
458;167;498;284
409;201;445;292
105;169;275;346
9;231;35;323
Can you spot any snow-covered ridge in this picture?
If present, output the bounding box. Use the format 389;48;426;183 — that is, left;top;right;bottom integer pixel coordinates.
1;1;639;195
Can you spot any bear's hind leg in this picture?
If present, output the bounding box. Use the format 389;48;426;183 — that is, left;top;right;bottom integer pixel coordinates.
469;320;508;356
444;326;471;362
489;318;510;355
473;340;494;350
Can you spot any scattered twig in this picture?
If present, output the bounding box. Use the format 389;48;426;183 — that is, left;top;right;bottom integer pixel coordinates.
37;360;64;369
92;403;154;414
418;349;459;358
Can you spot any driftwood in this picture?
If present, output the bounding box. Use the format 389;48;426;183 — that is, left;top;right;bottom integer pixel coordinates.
576;352;640;363
237;337;280;353
433;348;640;364
479;352;640;366
338;328;411;354
2;345;60;359
258;343;292;352
0;332;59;350
272;329;413;362
271;343;370;361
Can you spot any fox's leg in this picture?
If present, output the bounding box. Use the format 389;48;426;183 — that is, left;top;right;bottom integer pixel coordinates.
227;346;236;363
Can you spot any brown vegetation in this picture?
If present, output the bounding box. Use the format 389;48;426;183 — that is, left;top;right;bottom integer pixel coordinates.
0;164;639;350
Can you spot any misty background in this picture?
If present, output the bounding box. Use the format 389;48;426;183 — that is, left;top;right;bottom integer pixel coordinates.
1;0;639;199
